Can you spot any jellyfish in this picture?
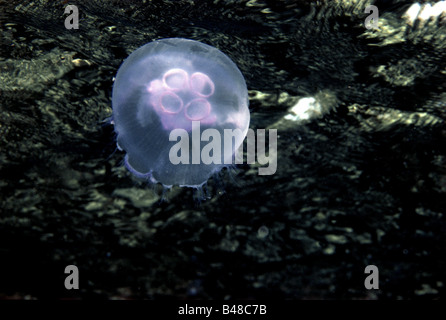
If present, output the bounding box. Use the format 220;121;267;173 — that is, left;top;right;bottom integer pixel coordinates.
112;38;250;188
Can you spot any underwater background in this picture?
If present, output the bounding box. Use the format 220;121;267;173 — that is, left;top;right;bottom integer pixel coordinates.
1;0;446;299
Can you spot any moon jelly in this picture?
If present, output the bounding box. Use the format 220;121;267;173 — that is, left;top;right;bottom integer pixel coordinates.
112;38;250;187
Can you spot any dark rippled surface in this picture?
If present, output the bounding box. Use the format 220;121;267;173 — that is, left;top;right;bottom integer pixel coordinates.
1;0;446;299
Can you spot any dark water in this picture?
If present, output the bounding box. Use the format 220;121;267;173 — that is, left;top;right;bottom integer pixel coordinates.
1;0;446;300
